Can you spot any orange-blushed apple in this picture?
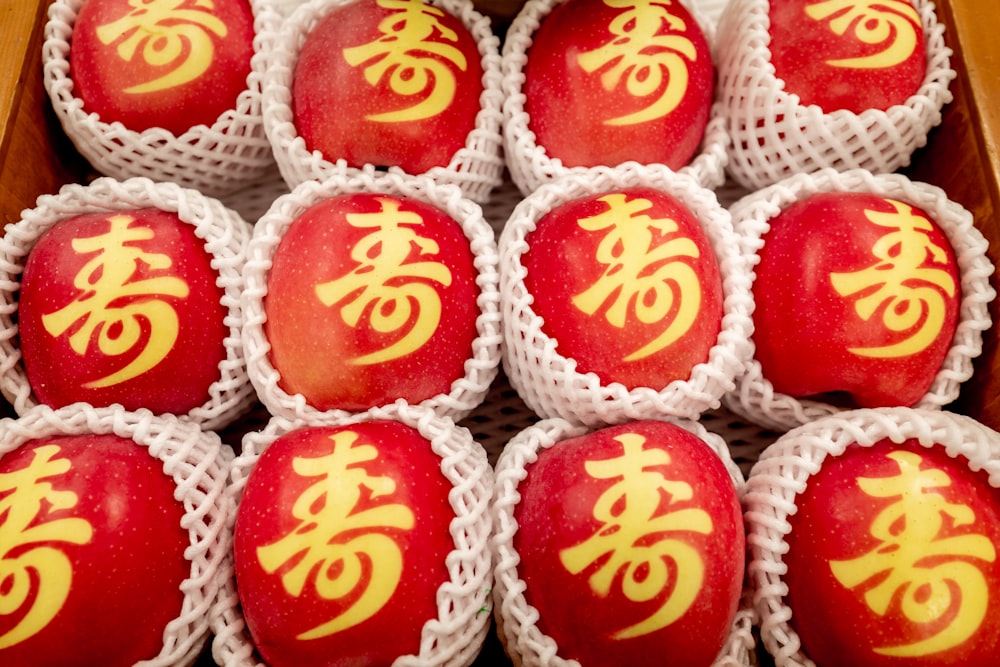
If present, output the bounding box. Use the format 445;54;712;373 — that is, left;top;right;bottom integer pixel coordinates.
783;438;1000;666
521;186;724;389
17;208;230;415
0;434;190;667
768;0;927;113
70;0;256;134
523;0;714;169
232;420;456;667
751;191;960;408
512;419;745;666
262;192;481;412
292;0;485;174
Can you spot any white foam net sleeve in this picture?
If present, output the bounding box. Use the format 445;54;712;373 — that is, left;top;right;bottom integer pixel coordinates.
744;406;1000;667
254;0;506;205
501;0;729;197
498;162;755;427
42;0;276;199
0;402;234;667
491;415;756;666
240;171;503;423
722;168;996;433
215;400;495;667
715;0;956;190
0;176;258;432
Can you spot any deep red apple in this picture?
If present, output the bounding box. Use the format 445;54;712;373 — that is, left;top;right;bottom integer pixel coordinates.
520;186;724;389
783;438;1000;666
522;0;714;169
292;0;485;174
512;419;745;666
0;433;190;667
751;191;960;408
17;208;229;415
70;0;256;134
263;192;481;412
768;0;927;113
232;420;457;667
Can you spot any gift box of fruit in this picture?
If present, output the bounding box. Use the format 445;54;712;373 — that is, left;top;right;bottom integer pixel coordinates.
2;0;1000;666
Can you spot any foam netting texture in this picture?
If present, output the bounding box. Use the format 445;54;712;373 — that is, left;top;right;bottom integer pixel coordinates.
501;0;730;197
42;0;276;199
743;406;1000;667
253;0;506;205
241;170;503;424
716;0;957;191
498;162;755;428
491;415;757;667
214;400;496;667
0;176;258;432
0;402;235;667
722;168;997;433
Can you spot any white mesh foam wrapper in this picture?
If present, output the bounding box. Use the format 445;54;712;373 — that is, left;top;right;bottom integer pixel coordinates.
254;0;505;205
723;168;996;433
744;406;1000;667
0;176;257;431
0;402;234;667
499;162;755;427
42;0;275;199
215;400;495;667
716;0;956;190
501;0;730;197
491;416;756;666
241;171;502;423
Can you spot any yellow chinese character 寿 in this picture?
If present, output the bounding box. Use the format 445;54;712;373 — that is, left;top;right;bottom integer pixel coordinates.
571;193;702;362
805;0;922;69
0;444;94;649
829;449;996;657
256;430;415;640
343;0;468;122
559;432;713;639
829;199;956;359
576;0;698;126
314;197;452;366
41;214;190;388
97;0;229;94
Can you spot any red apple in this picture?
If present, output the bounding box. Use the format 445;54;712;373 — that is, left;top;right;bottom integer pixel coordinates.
751;191;960;408
783;438;1000;666
520;186;724;389
292;0;485;174
263;192;481;412
0;433;190;667
512;419;745;666
522;0;714;169
70;0;256;134
768;0;927;113
232;420;457;667
17;208;230;415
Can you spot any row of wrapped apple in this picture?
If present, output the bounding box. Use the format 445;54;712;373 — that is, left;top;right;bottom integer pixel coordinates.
41;0;954;208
